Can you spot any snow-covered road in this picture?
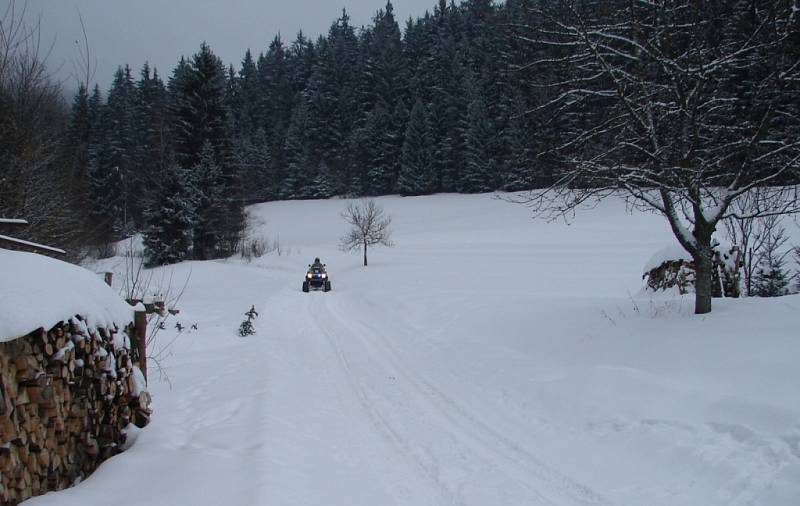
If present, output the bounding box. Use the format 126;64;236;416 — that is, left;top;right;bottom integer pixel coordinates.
259;287;612;506
25;194;800;506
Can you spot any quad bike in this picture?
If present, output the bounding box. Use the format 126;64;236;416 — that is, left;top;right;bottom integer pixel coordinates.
302;265;331;292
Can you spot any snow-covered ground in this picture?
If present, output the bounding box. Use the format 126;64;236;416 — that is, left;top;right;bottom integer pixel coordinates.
24;193;800;506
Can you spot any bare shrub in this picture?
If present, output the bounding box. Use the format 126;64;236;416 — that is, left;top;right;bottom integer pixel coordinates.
120;240;190;386
239;235;281;262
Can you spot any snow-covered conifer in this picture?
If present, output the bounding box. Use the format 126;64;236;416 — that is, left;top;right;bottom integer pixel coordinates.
462;72;495;193
143;165;196;266
397;98;434;195
752;257;790;297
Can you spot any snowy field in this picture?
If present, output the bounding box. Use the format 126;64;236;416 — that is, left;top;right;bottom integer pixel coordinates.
26;193;800;506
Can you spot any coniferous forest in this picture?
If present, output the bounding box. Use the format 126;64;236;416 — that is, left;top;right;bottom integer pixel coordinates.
2;0;798;266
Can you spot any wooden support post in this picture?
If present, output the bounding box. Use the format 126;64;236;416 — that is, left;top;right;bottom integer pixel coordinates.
134;311;147;383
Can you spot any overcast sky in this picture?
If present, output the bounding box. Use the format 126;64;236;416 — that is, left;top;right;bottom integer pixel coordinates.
20;0;437;93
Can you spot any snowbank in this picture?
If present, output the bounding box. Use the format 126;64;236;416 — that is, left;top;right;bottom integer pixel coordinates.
0;248;134;341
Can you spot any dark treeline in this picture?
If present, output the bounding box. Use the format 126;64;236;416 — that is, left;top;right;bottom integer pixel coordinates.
7;0;796;266
62;0;550;264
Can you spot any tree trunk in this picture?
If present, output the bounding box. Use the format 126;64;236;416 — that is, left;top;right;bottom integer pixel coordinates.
363;242;368;266
693;232;714;315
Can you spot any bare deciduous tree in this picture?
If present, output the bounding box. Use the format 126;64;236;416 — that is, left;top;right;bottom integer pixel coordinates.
0;1;89;257
516;0;800;314
340;199;393;266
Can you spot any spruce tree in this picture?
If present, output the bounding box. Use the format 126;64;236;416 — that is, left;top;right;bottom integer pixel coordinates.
288;32;317;101
143;164;196;266
235;127;272;202
133;63;168;226
105;65;138;233
311;160;335;199
64;85;95;243
463;0;508;164
752;257;790;297
370;2;405;108
170;44;244;258
86;65;137;240
67;85;91;176
422;2;467;192
87;109;124;243
281;99;315;199
345;114;373;196
462;72;495;192
501;94;534;191
362;104;395;194
362;1;407;194
233;49;260;137
167;56;192;121
305;11;360;194
172;43;232;170
397;98;434;195
258;36;294;179
192;141;226;260
84;84;113;244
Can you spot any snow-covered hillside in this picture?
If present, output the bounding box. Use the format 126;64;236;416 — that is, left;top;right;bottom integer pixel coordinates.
26;194;800;506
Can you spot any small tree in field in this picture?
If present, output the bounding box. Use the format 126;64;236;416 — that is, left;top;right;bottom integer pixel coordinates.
340;200;393;266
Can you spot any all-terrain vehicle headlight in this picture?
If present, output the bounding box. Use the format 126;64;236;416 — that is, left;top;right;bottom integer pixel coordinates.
306;273;312;279
321;273;327;279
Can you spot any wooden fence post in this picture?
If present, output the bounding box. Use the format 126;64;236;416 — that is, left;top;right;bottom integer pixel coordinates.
134;310;147;382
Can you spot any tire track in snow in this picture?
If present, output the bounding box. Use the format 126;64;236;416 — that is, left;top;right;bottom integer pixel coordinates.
312;295;557;505
304;293;464;506
259;289;454;505
311;292;614;506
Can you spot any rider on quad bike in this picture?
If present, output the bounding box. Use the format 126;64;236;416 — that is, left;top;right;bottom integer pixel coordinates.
302;258;331;292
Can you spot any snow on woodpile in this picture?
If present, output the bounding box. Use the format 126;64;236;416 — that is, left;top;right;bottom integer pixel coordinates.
0;248;133;341
642;244;693;274
643;242;742;297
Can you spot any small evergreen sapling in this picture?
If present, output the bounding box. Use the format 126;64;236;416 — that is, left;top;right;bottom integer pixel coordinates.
752;255;790;297
238;305;259;336
750;225;792;297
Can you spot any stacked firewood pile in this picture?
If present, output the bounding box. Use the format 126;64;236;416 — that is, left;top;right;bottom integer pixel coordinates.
0;316;151;505
644;259;697;294
643;246;742;298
